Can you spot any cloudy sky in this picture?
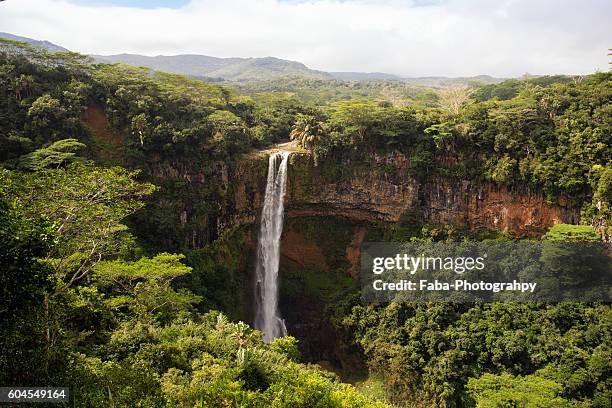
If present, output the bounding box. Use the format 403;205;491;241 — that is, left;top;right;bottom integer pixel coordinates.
1;0;610;77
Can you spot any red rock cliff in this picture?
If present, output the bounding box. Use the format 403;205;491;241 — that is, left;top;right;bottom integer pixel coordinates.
228;151;578;238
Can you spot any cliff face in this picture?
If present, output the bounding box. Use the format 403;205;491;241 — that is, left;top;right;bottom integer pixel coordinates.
228;151;578;238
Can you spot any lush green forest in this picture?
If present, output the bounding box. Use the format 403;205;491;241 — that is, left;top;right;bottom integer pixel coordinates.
0;38;610;407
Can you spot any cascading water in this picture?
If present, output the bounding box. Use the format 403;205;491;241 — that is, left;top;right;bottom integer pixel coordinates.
254;151;289;343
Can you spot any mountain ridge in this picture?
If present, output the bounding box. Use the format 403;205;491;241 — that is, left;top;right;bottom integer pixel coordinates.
0;32;505;84
0;32;69;53
92;53;333;81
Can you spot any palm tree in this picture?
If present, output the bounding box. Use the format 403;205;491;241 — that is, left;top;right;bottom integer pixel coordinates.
289;114;322;150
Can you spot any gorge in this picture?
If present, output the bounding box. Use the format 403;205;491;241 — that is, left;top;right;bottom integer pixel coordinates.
135;145;583;328
161;148;583;376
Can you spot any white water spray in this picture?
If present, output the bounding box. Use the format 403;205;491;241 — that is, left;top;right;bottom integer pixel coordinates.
254;151;289;343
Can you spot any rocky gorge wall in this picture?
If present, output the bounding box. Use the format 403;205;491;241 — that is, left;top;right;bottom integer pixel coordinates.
226;150;579;239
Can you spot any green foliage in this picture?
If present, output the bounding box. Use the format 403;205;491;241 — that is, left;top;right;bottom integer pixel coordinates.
467;373;568;407
341;222;610;405
582;164;612;238
69;352;163;407
18;137;86;170
67;313;389;407
94;253;201;324
0;191;52;320
0;193;54;385
470;74;612;202
238;77;443;107
186;228;251;319
0;46;91;166
345;302;611;407
309;100;437;179
250;94;310;145
544;224;601;242
472;76;573;102
7;162;155;294
0;163;156;386
270;336;301;362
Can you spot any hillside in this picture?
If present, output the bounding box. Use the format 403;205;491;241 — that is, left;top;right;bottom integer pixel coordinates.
205;56;331;81
0;32;69;52
92;53;242;78
93;53;332;81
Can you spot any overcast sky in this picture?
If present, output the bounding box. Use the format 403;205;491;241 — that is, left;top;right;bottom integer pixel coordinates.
1;0;610;77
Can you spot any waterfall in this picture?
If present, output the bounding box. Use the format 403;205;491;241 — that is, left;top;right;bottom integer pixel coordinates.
254;151;289;343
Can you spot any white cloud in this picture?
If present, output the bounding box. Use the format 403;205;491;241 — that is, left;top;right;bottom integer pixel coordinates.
0;0;610;77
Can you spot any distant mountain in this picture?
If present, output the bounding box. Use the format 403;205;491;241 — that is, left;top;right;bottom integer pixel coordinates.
0;32;506;85
0;32;69;52
328;72;505;85
93;54;240;77
93;54;332;82
329;72;403;81
208;57;331;81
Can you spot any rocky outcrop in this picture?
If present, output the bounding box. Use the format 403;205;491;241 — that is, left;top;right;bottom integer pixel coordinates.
422;181;578;237
228;151;578;238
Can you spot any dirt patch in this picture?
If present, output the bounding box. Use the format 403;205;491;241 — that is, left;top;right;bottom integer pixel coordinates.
84;105;124;163
280;230;327;269
244;140;305;160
